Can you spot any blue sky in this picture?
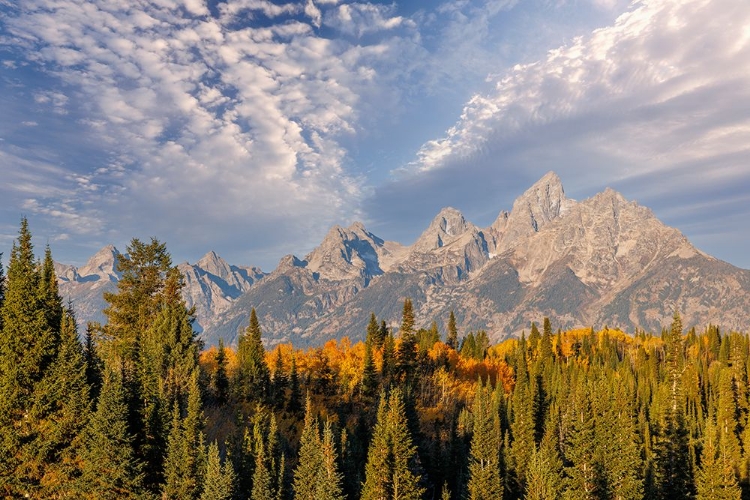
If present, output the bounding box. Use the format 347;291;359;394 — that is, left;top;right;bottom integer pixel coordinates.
1;0;749;271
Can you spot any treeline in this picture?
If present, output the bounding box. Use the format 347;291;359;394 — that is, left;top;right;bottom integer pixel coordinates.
0;219;749;499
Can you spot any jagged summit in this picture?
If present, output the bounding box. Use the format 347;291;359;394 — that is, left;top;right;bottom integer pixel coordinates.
496;171;571;249
77;244;121;282
58;171;750;346
304;222;385;281
411;207;474;254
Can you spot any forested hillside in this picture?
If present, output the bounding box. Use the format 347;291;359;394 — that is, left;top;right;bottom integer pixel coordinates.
2;220;749;499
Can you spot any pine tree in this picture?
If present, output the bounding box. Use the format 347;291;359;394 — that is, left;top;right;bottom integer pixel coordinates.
201;441;235;500
211;338;229;405
77;370;143;498
0;219;60;495
286;354;302;414
396;299;418;382
525;418;563;500
251;428;273;500
293;397;322;500
32;308;92;497
317;420;345;500
271;347;287;409
540;318;553;361
563;382;601;500
363;388;425;499
361;339;379;399
368;312;383;348
653;312;694;500
446;311;458;350
362;394;394;499
467;379;502;500
387;388;424;500
234;308;271;403
697;415;741;500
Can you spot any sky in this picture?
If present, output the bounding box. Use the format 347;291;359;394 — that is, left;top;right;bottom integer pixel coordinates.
1;0;749;271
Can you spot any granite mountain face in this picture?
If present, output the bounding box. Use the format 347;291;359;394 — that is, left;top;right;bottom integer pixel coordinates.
58;172;750;346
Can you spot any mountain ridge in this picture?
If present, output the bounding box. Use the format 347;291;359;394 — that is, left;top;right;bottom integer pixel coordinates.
57;172;750;346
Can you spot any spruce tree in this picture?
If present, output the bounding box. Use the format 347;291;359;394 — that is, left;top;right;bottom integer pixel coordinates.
362;394;394;499
467;379;503;500
361;339;379;399
525;416;563;500
211;338;230;405
271;347;288;409
387;388;424;500
317;420;346;500
363;388;425;499
446;311;458;350
234;308;271;403
367;312;383;348
77;370;143;498
31;308;91;497
562;382;601;500
0;219;60;495
696;415;741;500
396;298;418;381
250;428;273;500
201;441;235;500
293;397;322;500
653;312;694;500
286;354;302;414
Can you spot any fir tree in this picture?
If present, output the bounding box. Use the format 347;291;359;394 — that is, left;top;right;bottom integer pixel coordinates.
77;370;143;498
367;312;383;348
234;308;271;403
362;388;425;500
293;397;322;500
317;420;346;500
250;428;273;500
211;338;229;405
467;379;502;500
446;311;458;350
653;312;694;500
696;415;741;500
396;298;418;382
271;347;288;409
361;339;379;399
0;219;60;495
286;354;302;414
201;441;235;500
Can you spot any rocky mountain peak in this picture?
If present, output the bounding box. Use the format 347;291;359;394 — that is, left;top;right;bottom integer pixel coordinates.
411;207;473;254
77;244;121;282
305;222;384;281
494;171;572;252
196;250;232;278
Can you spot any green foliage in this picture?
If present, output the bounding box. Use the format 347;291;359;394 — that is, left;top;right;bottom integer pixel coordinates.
201;441;235;500
211;338;230;405
467;379;502;500
362;388;425;500
446;311;458;350
234;308;271;404
77;370;143;498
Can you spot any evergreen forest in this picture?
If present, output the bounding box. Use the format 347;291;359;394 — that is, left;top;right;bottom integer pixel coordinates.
2;219;750;500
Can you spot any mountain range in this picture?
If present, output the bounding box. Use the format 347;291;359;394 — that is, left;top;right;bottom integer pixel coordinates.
56;172;750;347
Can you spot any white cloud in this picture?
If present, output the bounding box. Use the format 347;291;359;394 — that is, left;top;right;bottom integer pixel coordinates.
412;0;750;186
325;3;410;37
